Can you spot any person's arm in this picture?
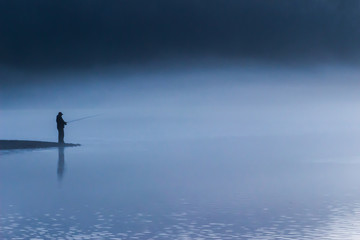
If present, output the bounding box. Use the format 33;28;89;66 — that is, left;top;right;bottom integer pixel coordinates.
61;117;67;125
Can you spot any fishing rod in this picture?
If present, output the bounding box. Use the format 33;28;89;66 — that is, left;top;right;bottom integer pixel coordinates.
67;114;100;123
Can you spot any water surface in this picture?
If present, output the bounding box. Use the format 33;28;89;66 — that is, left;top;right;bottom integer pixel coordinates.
1;133;360;239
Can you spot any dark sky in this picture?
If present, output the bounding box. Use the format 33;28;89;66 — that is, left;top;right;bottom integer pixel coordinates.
1;0;360;70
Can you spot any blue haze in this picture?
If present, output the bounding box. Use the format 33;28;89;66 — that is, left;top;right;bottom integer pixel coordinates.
2;65;360;239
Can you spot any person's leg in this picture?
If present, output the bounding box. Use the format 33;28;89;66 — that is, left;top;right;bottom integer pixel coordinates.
58;128;61;143
59;129;64;143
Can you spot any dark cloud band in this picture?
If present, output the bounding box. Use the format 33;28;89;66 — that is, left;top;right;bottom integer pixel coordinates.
1;0;360;69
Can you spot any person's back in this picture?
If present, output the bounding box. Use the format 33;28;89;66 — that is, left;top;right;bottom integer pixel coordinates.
56;114;66;129
56;112;67;143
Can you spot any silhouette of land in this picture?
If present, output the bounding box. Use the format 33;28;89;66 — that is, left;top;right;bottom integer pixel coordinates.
0;140;80;150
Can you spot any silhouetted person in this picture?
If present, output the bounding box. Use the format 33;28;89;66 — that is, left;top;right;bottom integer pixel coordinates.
57;147;65;181
56;112;67;143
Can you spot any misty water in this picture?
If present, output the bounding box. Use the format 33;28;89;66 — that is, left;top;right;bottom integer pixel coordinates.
2;70;360;239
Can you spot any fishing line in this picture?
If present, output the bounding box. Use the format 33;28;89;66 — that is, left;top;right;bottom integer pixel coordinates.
67;114;100;123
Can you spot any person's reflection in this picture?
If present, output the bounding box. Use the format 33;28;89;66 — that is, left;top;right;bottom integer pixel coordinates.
57;147;65;181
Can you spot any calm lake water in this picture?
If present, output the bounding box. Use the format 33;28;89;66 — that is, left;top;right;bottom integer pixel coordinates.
2;133;360;239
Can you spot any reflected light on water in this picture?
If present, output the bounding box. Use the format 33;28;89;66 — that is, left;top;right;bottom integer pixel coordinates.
1;204;360;239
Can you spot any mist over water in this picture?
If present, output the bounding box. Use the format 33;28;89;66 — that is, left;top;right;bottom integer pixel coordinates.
3;1;360;238
2;64;360;239
2;64;360;141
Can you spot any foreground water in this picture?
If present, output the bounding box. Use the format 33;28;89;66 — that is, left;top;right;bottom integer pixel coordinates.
1;134;360;240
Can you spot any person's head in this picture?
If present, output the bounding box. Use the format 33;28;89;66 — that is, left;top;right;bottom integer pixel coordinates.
58;112;63;116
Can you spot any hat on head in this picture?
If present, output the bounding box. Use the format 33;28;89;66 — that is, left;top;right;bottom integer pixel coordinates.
58;112;63;115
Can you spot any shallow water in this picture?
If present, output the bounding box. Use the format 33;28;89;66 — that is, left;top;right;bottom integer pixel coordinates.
2;134;360;239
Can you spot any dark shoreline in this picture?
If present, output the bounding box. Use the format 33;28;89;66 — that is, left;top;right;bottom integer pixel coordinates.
0;140;80;150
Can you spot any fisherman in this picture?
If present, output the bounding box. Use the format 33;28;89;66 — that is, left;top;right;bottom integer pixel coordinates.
56;112;67;143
